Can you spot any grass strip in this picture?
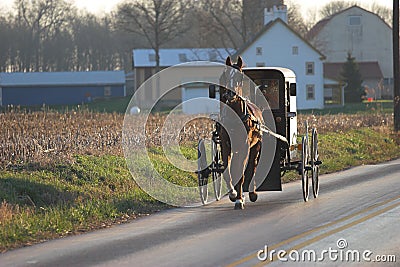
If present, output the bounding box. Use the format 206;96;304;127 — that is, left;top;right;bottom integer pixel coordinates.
1;127;399;252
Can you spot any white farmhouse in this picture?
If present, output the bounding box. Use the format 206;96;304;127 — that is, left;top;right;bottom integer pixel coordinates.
236;5;325;110
308;5;393;98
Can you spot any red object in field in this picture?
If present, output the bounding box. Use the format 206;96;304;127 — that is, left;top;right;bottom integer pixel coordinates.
368;97;373;102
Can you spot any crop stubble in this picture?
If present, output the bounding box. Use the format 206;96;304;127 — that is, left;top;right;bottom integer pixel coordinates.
0;109;394;168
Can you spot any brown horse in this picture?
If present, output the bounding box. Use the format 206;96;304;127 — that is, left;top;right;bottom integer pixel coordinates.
219;56;264;209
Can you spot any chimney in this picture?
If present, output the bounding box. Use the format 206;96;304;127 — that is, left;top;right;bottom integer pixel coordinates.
264;4;287;25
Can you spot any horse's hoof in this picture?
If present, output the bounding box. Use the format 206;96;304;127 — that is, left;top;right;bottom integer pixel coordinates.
234;199;244;210
249;192;258;202
228;189;237;202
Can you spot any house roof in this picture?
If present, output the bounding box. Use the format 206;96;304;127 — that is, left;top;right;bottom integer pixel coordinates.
234;18;325;60
133;48;236;67
307;5;392;40
0;71;125;87
324;62;384;81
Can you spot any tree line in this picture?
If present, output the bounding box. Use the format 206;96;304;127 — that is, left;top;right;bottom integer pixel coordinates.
0;0;135;72
0;0;392;73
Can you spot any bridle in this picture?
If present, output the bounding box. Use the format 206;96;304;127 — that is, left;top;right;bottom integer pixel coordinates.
221;66;251;123
222;66;244;103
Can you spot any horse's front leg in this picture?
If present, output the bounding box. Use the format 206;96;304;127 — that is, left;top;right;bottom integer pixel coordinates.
234;175;245;210
230;147;249;210
221;139;237;201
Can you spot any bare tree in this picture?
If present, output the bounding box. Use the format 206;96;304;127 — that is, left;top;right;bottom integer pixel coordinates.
319;1;357;18
0;16;11;72
0;1;144;72
72;14;123;71
370;2;393;26
14;0;73;71
116;0;190;72
287;2;309;38
198;0;246;50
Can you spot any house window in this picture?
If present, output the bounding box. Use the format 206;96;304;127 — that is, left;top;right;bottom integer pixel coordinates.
349;15;361;26
383;78;393;86
306;62;314;75
256;47;263;55
104;86;111;97
179;53;187;62
292;46;298;55
306;84;315;100
256;62;265;67
148;54;156;62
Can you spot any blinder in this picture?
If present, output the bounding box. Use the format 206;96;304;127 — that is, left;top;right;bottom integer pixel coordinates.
222;67;244;102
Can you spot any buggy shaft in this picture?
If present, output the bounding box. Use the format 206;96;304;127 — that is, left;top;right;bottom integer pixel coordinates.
259;124;289;144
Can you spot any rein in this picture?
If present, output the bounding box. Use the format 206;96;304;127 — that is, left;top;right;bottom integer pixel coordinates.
222;64;288;144
226;90;289;145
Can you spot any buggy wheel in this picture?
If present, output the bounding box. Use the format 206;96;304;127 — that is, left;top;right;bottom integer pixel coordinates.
301;135;310;202
197;139;209;205
311;128;320;198
211;140;223;201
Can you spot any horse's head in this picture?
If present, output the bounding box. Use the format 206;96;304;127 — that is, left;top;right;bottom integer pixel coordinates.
222;56;244;103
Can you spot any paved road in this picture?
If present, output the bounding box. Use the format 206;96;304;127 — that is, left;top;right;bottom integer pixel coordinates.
1;159;399;267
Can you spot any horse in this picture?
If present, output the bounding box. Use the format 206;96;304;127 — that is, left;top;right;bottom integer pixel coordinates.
218;56;264;210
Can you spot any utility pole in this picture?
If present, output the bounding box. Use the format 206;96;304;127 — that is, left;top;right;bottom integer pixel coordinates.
394;0;400;131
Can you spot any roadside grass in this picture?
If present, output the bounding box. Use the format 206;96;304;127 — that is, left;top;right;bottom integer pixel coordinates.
281;127;400;182
318;127;400;173
1;127;400;252
0;155;165;252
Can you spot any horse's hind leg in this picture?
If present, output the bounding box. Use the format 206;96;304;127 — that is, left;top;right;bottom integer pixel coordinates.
245;141;262;202
225;154;238;202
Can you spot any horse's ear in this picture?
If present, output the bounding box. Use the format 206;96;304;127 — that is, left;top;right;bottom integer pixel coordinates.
225;56;232;66
237;56;243;68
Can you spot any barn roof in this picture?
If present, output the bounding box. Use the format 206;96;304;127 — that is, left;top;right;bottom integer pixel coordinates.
324;61;384;81
307;5;392;40
0;71;125;87
133;48;235;67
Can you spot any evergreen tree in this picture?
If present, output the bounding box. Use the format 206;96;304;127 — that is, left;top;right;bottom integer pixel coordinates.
341;52;364;103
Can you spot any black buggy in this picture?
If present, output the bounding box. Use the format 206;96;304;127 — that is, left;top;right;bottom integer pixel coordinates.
197;67;322;204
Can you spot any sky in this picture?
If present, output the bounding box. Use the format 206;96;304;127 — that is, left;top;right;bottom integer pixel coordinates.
0;0;394;18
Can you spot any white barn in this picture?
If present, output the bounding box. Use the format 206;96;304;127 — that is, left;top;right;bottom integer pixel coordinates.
235;5;325;110
308;5;393;98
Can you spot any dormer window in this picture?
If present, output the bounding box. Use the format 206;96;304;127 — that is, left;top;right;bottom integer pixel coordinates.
349;15;361;26
292;46;298;55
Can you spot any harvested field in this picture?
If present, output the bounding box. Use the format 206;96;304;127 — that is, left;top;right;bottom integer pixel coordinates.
0;108;395;168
